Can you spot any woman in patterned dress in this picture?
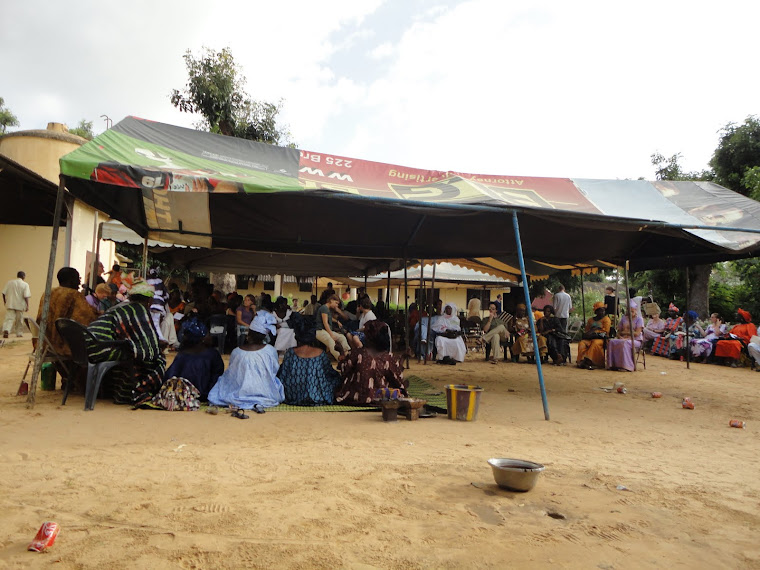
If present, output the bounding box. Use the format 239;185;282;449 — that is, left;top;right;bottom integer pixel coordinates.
335;320;407;405
277;313;340;406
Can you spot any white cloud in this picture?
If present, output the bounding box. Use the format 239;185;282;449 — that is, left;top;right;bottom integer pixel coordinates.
2;0;758;181
369;42;395;60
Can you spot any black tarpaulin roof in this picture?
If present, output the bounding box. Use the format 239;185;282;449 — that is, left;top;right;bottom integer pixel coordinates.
59;116;760;272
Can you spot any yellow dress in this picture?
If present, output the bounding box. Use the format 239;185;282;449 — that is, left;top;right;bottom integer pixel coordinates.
576;316;611;367
511;316;547;358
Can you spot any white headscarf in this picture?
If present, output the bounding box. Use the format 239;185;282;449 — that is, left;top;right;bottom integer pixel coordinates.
432;303;460;332
250;312;277;336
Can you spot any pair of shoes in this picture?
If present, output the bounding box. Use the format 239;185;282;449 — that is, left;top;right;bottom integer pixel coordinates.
231;409;249;419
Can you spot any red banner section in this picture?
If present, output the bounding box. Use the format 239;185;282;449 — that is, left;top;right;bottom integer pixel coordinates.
298;150;601;214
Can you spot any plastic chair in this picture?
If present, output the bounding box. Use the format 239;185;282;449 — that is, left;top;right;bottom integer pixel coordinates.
54;318;131;411
209;314;227;354
635;342;647;370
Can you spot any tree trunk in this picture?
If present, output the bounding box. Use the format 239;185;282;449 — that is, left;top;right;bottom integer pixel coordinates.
689;265;711;318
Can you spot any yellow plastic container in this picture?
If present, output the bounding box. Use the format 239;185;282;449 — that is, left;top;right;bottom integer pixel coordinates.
445;384;483;421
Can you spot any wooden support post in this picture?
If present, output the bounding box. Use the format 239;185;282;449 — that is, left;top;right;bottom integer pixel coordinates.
28;176;67;407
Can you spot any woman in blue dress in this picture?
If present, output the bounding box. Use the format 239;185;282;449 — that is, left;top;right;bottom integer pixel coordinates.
165;317;224;400
208;314;284;410
277;313;340;406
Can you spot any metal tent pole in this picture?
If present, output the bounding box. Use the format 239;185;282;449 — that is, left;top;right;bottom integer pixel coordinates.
418;261;425;362
386;267;391;309
403;258;410;369
623;260;636;372
28;176;67;407
580;271;586;325
141;237;149;279
424;261;437;365
512;211;550;420
686;267;691;370
89;211;99;292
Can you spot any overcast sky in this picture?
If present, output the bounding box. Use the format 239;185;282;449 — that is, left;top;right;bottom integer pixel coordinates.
2;0;758;180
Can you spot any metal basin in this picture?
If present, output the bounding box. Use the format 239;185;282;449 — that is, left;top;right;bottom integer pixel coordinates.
487;458;545;492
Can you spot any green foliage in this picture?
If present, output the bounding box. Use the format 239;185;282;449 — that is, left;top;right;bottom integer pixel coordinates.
68;119;95;140
743;166;760;201
651;151;713;182
709;115;760;195
569;289;603;320
170;47;292;145
724;258;760;320
629;268;685;310
708;280;735;321
0;97;20;134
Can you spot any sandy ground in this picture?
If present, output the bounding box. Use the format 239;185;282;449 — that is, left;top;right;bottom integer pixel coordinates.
0;335;758;570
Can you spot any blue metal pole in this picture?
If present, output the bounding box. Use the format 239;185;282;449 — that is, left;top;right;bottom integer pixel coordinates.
512;211;550;420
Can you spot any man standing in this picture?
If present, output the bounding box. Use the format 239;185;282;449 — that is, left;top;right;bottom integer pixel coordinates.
553;284;572;334
494;293;503;314
3;271;31;338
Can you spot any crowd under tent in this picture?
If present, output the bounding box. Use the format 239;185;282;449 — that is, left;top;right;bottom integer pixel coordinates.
27;116;760;419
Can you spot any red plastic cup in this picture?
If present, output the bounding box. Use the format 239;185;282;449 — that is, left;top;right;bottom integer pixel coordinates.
729;419;746;429
651;392;663;398
28;521;59;552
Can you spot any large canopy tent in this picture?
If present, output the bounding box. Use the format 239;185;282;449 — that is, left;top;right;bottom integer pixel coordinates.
27;116;760;418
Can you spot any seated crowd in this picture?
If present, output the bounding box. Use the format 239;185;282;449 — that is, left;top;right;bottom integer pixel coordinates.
38;269;408;410
575;295;760;371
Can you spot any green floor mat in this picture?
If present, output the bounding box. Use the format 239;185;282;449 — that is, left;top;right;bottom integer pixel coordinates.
263;375;447;413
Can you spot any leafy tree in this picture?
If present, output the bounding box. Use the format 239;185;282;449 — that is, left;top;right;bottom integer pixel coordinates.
636;153;715;316
170;47;291;145
68;119;95;140
710;115;760;196
651;152;713;182
0;97;20;134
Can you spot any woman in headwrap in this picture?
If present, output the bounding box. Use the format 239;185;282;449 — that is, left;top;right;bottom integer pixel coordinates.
87;279;166;406
651;303;683;357
432;302;467;364
714;308;756;367
691;313;725;362
277;313;341;406
164;317;224;400
537;305;567;365
335;320;407;405
605;300;644;371
208;314;284;410
509;303;547;363
576;302;611;369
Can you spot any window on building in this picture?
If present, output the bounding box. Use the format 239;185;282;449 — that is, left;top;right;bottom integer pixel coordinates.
299;282;313;293
466;289;491;308
414;288;440;309
263;281;275;291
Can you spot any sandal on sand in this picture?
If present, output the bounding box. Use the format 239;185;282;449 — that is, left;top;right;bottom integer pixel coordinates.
231;409;249;419
253;404;266;414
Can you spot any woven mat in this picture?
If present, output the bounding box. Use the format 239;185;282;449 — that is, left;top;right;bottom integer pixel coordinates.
262;375;447;413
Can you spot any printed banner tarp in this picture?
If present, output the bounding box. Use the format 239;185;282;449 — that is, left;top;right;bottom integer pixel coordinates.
60;116;760;269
